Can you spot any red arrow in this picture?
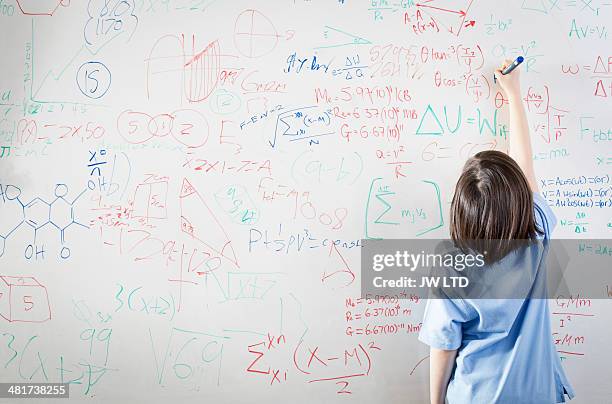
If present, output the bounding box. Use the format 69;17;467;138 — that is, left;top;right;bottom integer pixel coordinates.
464;20;476;27
416;3;466;16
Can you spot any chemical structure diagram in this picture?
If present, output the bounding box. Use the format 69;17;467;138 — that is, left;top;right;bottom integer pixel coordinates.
0;183;89;260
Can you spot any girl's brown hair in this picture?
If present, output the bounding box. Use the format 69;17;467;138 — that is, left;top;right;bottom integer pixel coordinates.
450;150;542;261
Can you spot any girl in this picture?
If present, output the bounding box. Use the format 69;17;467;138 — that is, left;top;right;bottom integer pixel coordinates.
418;61;575;403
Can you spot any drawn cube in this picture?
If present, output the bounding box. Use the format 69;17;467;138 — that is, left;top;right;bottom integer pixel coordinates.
0;276;51;323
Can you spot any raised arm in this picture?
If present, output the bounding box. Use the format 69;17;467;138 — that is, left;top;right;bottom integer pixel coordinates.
495;60;539;193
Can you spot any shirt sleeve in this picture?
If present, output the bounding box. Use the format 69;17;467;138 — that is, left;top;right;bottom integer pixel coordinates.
418;297;475;350
533;192;557;239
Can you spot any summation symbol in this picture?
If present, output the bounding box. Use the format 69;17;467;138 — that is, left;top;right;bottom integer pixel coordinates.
0;183;88;260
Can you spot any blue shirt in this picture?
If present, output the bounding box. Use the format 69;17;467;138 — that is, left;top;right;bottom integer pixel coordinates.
418;193;575;404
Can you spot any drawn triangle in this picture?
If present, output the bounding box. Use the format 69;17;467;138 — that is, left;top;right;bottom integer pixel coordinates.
179;178;196;198
521;0;548;13
321;242;355;287
594;56;608;74
316;25;372;49
180;178;197;198
595;80;608;97
179;178;239;267
416;105;445;135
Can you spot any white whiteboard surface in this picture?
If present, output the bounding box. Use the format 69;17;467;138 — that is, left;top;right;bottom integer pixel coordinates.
0;0;610;402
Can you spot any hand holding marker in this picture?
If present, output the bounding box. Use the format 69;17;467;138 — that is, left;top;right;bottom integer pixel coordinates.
494;56;524;83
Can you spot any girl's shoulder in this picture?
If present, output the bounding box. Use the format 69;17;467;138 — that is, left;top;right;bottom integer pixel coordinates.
533;192;557;239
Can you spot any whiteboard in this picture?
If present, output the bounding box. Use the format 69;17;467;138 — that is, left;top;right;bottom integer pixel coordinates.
0;0;610;402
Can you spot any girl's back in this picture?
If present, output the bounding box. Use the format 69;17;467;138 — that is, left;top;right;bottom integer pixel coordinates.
420;190;574;404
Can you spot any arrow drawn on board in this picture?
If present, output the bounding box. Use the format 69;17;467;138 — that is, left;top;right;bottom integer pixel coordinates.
410;355;430;375
415;0;475;37
31;6;137;102
416;2;466;16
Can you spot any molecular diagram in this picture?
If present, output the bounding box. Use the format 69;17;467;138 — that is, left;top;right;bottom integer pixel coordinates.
0;183;88;260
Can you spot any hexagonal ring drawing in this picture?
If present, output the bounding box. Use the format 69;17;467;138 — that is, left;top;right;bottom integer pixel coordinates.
0;198;25;238
50;197;74;231
15;0;65;16
23;198;51;231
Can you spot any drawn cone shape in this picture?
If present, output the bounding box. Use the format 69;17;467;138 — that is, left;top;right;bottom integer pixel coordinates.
321;242;355;288
179;178;239;267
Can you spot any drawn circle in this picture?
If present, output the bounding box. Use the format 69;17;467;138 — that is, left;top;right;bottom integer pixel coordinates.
60;246;71;259
4;185;21;200
76;61;111;99
210;89;242;115
54;184;69;198
233;9;279;58
117;110;154;144
149;114;174;138
319;212;333;226
24;244;33;259
170;109;209;148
